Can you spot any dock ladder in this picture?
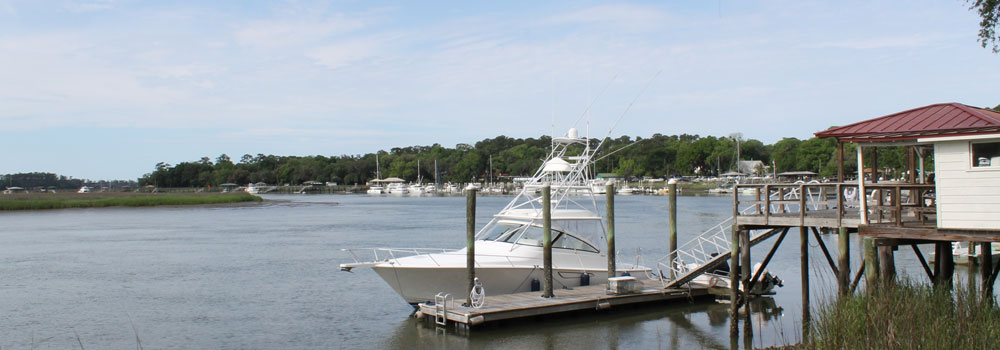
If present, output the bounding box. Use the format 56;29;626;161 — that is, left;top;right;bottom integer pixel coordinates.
433;292;453;326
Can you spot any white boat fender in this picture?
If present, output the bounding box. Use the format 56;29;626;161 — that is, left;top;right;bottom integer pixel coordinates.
470;277;486;309
844;187;858;201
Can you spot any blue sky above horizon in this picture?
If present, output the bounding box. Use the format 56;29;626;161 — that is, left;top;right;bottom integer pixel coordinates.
1;0;998;180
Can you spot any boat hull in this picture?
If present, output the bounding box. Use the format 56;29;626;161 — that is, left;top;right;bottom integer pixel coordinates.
372;264;650;305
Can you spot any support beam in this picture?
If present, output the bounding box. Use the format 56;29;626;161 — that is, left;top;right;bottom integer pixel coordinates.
729;225;740;336
871;147;879;184
864;237;879;289
850;264;865;294
838;227;851;295
837;141;844;183
935;242;954;289
878;245;896;284
811;227;839;276
911;244;935;282
984;242;995;296
800;226;810;327
857;144;868;224
747;228;789;292
741;229;751;318
907;146;916;184
917;147;926;184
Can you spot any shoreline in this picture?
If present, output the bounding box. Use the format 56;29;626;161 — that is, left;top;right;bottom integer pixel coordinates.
0;192;262;211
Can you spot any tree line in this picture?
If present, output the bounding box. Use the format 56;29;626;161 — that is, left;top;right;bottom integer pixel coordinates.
1;172;137;190
136;133;926;188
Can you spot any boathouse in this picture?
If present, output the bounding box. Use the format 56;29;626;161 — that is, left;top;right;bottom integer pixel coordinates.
718;102;1000;335
814;102;1000;291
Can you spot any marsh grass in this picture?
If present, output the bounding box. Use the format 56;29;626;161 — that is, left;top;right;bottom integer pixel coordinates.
805;280;1000;349
0;192;261;210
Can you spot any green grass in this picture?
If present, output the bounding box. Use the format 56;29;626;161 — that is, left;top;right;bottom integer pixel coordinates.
804;280;1000;349
0;192;262;210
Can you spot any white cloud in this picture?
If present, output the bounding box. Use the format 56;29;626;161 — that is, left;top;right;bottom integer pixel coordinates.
807;34;945;50
543;4;668;32
305;39;381;69
234;17;365;49
62;0;117;13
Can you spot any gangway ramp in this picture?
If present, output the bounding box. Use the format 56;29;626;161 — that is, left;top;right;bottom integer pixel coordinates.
658;189;795;290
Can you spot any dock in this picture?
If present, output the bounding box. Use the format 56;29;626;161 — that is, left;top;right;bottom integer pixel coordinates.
416;279;717;329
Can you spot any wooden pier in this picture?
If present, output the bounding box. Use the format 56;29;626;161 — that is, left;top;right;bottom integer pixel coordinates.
416;279;717;329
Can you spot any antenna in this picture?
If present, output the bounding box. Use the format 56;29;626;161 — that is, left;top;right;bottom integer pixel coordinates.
572;74;618;130
593;70;662;153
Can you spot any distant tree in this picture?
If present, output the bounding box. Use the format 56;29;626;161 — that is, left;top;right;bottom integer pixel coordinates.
969;0;1000;52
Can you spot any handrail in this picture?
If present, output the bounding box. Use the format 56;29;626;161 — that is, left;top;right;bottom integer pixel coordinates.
733;182;935;228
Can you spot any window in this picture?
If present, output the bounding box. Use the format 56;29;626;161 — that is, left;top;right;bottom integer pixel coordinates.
971;141;1000;168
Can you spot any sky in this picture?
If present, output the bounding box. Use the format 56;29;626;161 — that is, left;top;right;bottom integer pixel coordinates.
1;0;998;180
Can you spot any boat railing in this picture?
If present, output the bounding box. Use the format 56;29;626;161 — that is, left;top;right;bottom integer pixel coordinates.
340;247;458;268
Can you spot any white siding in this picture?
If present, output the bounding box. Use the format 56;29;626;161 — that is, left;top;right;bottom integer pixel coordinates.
934;140;1000;230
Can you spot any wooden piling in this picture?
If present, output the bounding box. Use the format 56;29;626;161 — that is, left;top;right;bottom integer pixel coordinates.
668;180;677;280
542;184;553;298
800;226;810;327
878;245;896;283
606;183;616;279
466;186;477;303
939;242;954;289
864;238;878;289
729;225;740;336
981;242;993;295
740;229;751;319
838;226;850;295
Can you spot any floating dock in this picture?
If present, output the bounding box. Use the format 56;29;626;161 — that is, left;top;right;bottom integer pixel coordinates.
416;279;717;329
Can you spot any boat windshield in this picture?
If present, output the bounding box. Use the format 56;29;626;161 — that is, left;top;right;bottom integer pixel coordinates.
481;223;598;253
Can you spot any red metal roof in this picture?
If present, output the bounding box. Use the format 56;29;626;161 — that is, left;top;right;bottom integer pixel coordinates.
815;103;1000;142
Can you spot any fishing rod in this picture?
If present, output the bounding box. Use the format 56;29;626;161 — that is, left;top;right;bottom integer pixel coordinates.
591;69;663;155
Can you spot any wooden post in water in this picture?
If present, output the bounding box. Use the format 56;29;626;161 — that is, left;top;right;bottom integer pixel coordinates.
838;227;850;295
800;226;810;327
740;229;751;319
606;183;616;279
668;179;678;280
542;184;554;298
981;242;993;295
864;238;879;289
878;245;896;284
466;185;477;304
729;224;741;336
939;242;954;289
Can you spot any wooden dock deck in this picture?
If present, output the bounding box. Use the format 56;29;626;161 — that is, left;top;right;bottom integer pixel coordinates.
416;279;715;329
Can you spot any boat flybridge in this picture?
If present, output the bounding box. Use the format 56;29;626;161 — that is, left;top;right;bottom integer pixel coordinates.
340;128;653;305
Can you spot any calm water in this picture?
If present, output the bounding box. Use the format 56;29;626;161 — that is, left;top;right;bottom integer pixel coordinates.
0;193;986;349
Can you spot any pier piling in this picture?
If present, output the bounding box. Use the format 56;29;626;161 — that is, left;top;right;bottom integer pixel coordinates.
542;185;553;298
800;226;810;327
838;227;850;295
729;225;740;336
606;183;616;280
668;180;677;280
466;186;477;304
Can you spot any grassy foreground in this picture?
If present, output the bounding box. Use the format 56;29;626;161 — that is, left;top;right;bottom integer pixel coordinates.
804;280;1000;349
0;192;262;210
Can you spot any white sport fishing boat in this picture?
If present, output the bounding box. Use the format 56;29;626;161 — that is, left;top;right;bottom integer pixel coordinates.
341;128;652;305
